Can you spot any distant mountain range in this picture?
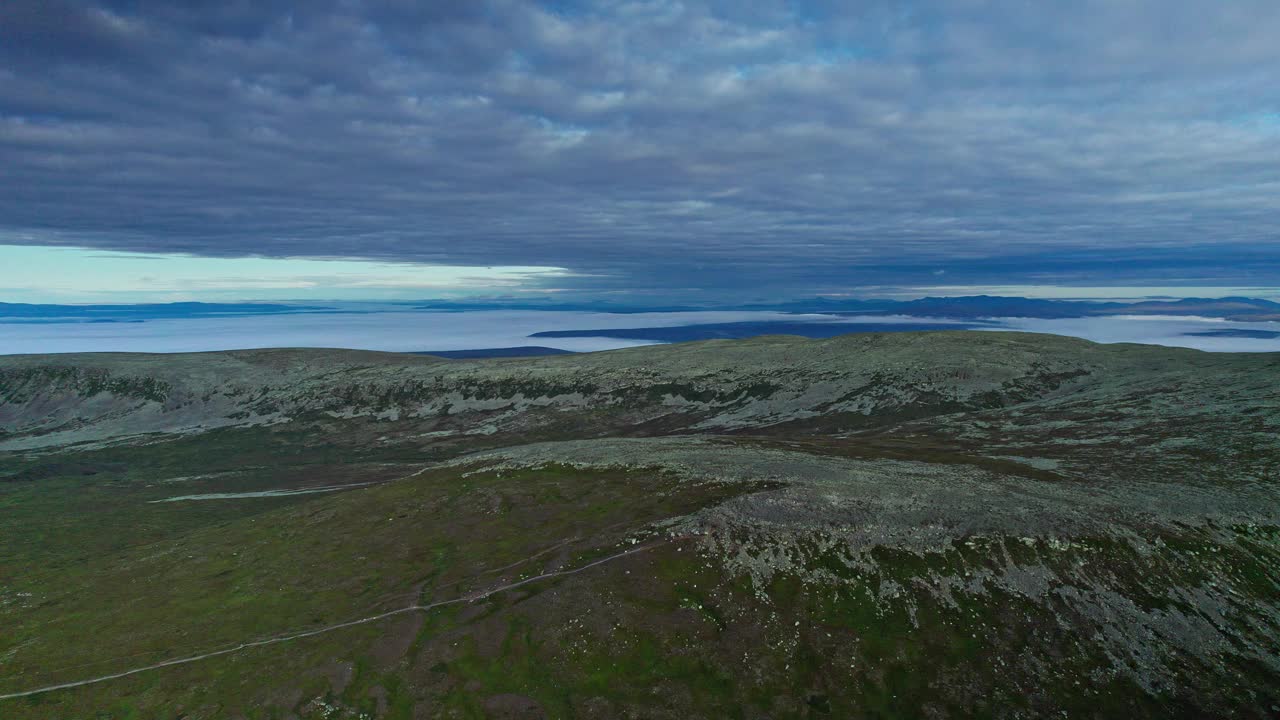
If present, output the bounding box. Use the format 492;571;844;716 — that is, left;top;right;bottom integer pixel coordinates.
410;346;575;359
410;294;1280;321
531;320;983;343
1184;328;1280;339
4;295;1279;323
744;295;1280;321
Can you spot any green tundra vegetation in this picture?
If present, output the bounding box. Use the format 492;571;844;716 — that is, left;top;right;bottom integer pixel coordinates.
0;331;1277;718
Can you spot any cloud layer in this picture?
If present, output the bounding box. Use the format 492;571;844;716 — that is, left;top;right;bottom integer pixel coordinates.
2;0;1278;298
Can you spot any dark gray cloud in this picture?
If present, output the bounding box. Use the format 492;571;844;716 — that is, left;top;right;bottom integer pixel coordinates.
2;0;1278;298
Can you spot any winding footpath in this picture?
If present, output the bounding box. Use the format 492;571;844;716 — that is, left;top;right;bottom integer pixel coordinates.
0;543;658;701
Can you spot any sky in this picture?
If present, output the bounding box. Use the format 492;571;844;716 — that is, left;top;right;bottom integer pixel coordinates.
2;0;1279;303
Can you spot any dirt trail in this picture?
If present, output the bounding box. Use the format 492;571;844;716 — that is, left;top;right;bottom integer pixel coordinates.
0;543;658;701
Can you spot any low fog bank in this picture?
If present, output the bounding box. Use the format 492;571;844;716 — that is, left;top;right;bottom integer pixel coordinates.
2;309;1279;355
988;315;1280;353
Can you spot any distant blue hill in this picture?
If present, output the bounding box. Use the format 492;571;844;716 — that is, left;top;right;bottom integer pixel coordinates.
1183;329;1280;339
411;346;575;359
531;321;981;342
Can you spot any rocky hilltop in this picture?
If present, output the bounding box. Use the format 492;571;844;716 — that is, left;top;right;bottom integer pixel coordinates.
1;331;1277;719
2;331;1274;450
